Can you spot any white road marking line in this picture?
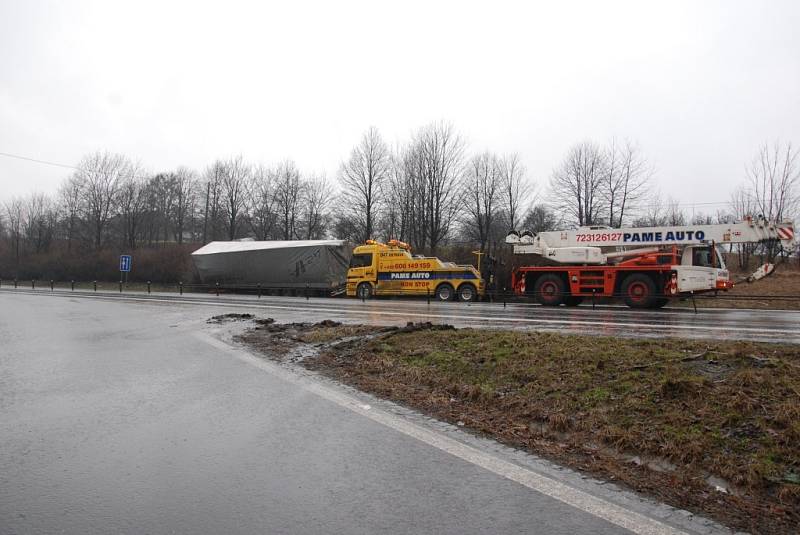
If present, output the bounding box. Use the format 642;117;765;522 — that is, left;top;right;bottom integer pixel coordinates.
5;289;797;337
195;331;689;535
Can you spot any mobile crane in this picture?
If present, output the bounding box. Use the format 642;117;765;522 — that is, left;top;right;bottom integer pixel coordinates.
505;216;796;308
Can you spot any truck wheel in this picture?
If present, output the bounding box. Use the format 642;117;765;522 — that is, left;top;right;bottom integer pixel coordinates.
457;283;477;302
621;274;657;308
435;283;455;301
356;282;373;300
534;274;565;306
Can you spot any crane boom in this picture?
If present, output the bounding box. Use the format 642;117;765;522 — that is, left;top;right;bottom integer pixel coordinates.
507;217;795;257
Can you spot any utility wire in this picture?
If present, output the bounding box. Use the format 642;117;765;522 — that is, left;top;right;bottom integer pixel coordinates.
0;151;81;171
0;150;152;181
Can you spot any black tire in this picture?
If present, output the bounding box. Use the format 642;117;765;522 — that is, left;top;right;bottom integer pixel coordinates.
457;283;477;302
565;296;583;307
651;297;669;309
534;274;566;306
621;274;657;308
356;282;373;300
435;283;455;302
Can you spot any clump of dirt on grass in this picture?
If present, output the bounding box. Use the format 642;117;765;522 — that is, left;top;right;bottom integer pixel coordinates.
207;313;254;323
259;324;798;535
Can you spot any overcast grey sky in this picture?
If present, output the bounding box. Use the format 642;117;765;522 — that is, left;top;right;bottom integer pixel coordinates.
1;0;798;214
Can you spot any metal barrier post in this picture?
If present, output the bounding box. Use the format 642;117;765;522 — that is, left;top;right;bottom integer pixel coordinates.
14;279;18;289
50;280;54;291
592;289;596;310
257;283;261;299
215;282;219;296
503;287;506;308
147;281;151;294
179;281;183;295
427;288;430;305
71;280;75;291
691;291;697;314
32;279;35;290
305;284;309;300
94;280;97;292
119;280;123;293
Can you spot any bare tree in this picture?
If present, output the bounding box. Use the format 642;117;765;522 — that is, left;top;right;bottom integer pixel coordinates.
550;141;606;226
522;204;560;233
339;126;392;242
172;167;196;244
498;152;531;231
381;148;414;243
147;172;178;243
4;198;24;270
302;176;334;239
75;151;132;249
744;141;799;261
117;175;147;249
665;197;686;226
602;140;651;227
23;193;56;253
58;175;83;251
274;160;304;240
248;164;277;240
463;152;500;252
632;191;686;227
729;186;757;269
406;121;466;253
201;161;226;243
746;141;800;221
220;156;250;240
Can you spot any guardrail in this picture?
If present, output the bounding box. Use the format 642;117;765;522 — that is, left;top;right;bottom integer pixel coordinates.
1;278;799;313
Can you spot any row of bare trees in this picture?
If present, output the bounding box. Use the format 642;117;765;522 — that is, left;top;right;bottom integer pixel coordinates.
549;139;653;227
549;139;799;262
335;122;542;255
1;126;797;279
0;152;335;273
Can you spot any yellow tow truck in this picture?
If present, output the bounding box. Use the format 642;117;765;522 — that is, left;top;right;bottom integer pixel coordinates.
346;239;485;302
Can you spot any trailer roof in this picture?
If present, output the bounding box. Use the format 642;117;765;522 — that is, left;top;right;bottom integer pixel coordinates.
192;239;347;255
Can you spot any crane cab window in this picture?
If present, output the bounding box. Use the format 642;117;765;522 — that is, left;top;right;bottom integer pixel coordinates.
692;248;712;267
349;253;373;268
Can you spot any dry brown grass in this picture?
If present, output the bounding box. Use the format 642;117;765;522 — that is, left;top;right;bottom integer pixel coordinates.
693;269;800;310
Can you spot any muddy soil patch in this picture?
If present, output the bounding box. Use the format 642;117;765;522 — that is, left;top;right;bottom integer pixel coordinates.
236;319;800;534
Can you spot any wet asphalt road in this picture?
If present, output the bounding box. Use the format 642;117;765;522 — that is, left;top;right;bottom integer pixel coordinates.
3;286;799;343
0;292;729;534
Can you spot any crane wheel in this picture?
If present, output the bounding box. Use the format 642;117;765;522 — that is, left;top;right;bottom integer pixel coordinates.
435;283;455;301
457;283;477;302
356;282;373;300
534;274;565;306
621;274;657;308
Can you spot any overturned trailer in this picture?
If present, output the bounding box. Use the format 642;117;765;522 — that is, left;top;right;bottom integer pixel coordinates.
191;240;351;293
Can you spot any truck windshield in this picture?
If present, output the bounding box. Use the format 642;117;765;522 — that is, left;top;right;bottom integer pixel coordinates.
349;253;373;268
692;248;712;267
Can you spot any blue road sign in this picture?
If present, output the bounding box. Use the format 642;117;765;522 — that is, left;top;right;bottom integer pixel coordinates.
120;255;132;272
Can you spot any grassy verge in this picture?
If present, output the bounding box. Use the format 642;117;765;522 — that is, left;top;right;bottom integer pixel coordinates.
238;321;800;534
